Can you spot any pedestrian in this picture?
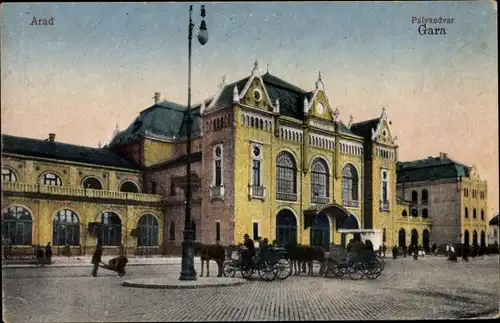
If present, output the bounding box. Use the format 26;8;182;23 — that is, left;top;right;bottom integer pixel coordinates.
462;243;469;262
241;234;255;269
36;245;45;268
255;237;262;249
91;243;103;277
45;242;52;265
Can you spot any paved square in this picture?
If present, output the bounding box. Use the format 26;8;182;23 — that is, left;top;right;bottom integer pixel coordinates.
2;256;499;321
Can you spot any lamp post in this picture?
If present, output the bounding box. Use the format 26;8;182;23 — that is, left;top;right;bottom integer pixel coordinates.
179;4;209;281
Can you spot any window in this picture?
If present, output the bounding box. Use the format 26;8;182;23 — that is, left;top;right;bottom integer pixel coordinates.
137;214;159;247
213;145;223;186
472;190;477;198
422;209;428;218
215;222;221;242
276;152;297;201
480;209;484;221
253;222;259;241
251;144;262;187
151;181;157;194
169;221;175;241
383;228;386;243
402;210;408;217
2;206;33;245
412;209;418;217
311;158;329;202
464;188;469;197
41;172;62;186
99;212;122;246
120;181;139;193
473;208;477;219
381;170;389;202
53;209;80;246
411;191;418;203
170;182;176;196
82;177;103;190
1;168;17;182
341;164;359;207
465;207;469;218
421;189;429;203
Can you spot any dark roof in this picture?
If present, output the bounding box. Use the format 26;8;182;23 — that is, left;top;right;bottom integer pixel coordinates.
110;98;212;147
397;155;471;183
350;118;380;138
489;214;499;226
1;134;142;170
263;73;308;120
213;78;249;107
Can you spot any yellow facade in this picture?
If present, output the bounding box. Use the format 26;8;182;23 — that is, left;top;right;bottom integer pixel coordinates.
461;174;489;244
230;75;403;247
1;154;163;254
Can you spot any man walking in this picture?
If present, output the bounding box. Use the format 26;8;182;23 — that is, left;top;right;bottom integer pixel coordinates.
91;242;103;277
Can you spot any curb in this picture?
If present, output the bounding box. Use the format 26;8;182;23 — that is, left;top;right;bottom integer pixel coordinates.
2;262;201;269
122;279;248;290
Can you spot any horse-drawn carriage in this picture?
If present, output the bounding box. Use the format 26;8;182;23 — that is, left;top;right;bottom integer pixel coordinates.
223;246;292;281
324;247;384;280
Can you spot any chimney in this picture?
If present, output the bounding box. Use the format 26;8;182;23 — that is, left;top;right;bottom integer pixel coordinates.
153;92;161;104
439;152;447;159
48;133;56;142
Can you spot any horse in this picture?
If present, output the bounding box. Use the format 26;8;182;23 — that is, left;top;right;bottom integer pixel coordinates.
194;242;225;277
285;243;326;276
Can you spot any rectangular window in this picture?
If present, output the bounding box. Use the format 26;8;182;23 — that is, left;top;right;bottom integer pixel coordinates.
383;228;387;243
382;182;388;202
252;160;261;186
253;222;259;241
215;160;222;186
215;222;221;242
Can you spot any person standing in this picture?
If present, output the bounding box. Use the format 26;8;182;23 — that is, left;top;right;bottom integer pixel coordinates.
45;242;52;265
91;243;103;277
242;234;255;268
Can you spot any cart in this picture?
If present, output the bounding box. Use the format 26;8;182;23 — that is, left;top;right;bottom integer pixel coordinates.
99;256;128;276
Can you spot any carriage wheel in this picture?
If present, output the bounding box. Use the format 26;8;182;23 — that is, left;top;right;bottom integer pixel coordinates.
276;259;292;280
348;262;365;280
258;262;278;281
364;261;382;280
375;255;385;271
223;262;236;277
240;266;254;279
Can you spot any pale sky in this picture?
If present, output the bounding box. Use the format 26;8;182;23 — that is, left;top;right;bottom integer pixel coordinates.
1;2;498;217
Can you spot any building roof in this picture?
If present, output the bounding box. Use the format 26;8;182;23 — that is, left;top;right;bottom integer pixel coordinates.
396;154;471;183
490;214;499;226
350;118;380;138
1;134;142;170
110;98;212;147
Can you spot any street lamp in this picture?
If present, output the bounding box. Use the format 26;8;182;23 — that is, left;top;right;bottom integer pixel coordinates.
179;4;209;281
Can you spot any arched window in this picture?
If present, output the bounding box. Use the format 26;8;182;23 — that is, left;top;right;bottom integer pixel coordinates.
100;212;122;246
276;152;297;201
411;208;418;217
411;191;418;203
53;209;80;246
402;210;408;217
82;177;103;190
473;208;477;219
119;181;139;193
341;164;359;208
422;189;429;204
137;214;159;247
41;172;62;186
1;168;18;182
480;209;484;221
311;158;329;204
465;207;469;218
2;206;33;245
422;209;429;218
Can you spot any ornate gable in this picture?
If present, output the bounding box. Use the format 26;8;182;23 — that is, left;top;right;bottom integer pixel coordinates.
238;61;277;111
371;107;397;145
305;72;335;122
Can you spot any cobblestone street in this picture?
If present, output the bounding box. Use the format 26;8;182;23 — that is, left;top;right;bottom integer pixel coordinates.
3;256;499;322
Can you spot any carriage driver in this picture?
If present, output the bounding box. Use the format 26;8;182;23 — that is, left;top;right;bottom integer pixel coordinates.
242;234;255;267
